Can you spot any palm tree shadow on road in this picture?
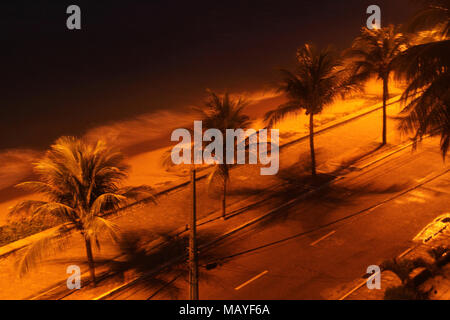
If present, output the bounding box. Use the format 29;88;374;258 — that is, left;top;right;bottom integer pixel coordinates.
253;156;413;230
103;230;234;299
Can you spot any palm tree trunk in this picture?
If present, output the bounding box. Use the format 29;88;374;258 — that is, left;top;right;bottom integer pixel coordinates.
309;112;317;176
382;76;389;145
84;237;96;286
222;178;227;219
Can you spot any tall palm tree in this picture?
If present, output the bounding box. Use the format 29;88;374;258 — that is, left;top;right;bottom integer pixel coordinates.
9;137;155;285
346;25;409;145
395;0;450;157
265;44;359;176
196;91;251;219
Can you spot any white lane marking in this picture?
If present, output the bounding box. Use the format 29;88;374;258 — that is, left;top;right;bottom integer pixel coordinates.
234;270;269;291
310;230;336;246
398;247;414;259
339;279;367;300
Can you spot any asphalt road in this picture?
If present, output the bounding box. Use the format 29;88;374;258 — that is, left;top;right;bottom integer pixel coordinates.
107;136;450;300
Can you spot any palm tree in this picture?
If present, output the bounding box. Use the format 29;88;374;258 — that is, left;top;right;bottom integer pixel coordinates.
9;137;155;285
195;91;251;219
395;0;450;157
346;25;409;145
265;44;359;176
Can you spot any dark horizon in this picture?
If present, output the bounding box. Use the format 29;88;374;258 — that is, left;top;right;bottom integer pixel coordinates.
1;0;417;150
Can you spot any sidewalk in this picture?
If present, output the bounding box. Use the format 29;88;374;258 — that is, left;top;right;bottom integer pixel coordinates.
0;95;406;299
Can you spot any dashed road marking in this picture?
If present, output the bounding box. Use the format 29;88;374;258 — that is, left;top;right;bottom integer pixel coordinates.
310;230;336;246
234;270;269;291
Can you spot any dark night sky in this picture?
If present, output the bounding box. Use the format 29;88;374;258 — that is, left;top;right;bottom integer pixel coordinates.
0;0;418;150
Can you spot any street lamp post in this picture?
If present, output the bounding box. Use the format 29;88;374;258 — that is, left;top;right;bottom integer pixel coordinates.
189;168;199;300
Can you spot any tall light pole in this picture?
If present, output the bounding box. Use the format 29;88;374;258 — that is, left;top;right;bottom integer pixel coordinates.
189;168;199;300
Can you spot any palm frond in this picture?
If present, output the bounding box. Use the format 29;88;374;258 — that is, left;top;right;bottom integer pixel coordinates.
266;44;359;128
408;0;450;37
18;225;73;277
33;202;77;220
86;216;120;249
264;102;303;128
346;25;409;81
90;193;127;216
197;90;251;133
9;200;48;217
395;37;449;157
15;181;63;198
119;185;157;204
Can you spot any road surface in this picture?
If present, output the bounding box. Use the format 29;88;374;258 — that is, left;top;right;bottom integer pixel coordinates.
107;136;450;299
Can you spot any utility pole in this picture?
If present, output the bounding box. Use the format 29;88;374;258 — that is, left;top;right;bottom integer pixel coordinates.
189;168;199;300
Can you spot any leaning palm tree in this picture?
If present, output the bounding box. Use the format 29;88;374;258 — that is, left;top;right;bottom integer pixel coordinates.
9;136;155;285
195;91;251;219
346;25;409;145
395;0;450;157
265;44;359;176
